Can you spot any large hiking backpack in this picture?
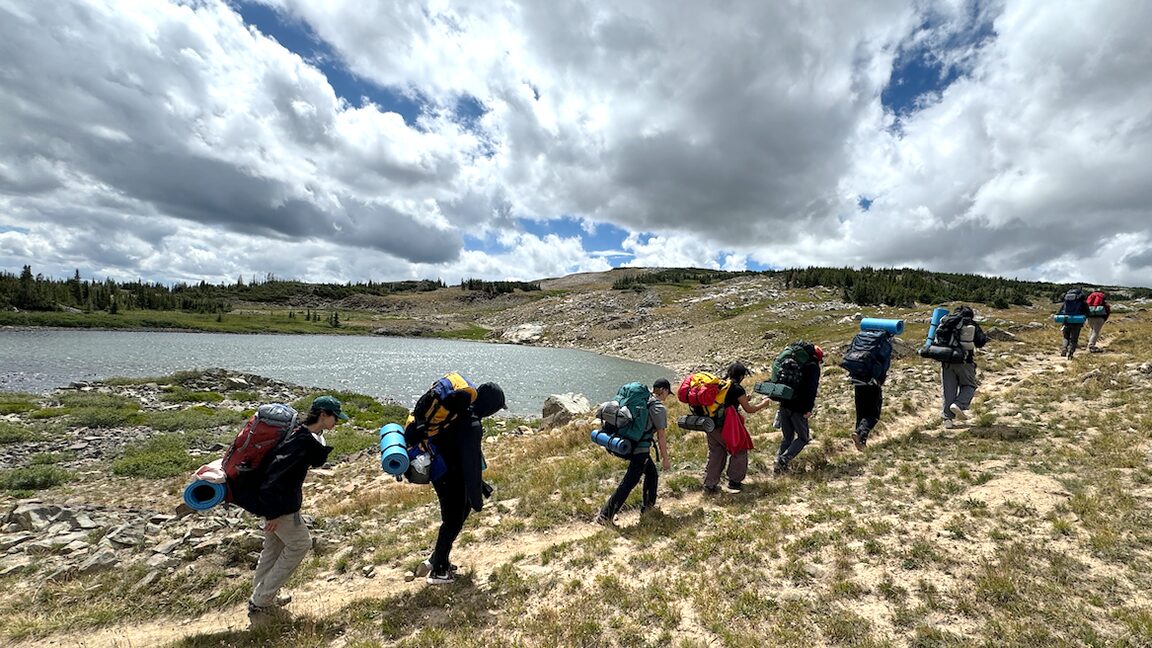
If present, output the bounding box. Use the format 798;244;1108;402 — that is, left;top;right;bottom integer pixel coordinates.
594;382;652;458
676;372;730;417
1061;288;1087;317
840;330;893;384
1085;291;1107;317
771;341;818;389
222;403;298;481
932;312;968;349
404;372;478;445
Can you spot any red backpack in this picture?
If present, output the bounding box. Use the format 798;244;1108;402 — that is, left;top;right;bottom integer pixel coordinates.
1085;291;1106;307
222;403;299;481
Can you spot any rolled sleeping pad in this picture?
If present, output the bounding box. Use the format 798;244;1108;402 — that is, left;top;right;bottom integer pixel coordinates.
183;480;226;511
379;423;409;476
590;429;633;456
1054;314;1087;325
753;381;794;402
924;307;950;346
677;415;715;433
860;318;905;335
921;345;967;363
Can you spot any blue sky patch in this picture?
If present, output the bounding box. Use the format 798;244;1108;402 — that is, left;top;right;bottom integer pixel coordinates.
858;196;874;211
882;3;996;118
234;1;426;125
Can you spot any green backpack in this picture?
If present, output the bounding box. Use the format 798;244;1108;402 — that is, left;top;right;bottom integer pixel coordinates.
609;382;651;443
770;341;818;389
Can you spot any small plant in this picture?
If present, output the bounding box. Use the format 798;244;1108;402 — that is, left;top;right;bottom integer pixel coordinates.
0;422;43;444
112;434;202;479
0;465;73;491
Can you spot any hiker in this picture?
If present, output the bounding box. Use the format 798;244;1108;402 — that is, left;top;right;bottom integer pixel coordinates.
842;330;894;451
703;362;771;492
242;395;342;618
1057;287;1089;359
939;306;988;428
773;346;824;474
1085;289;1111;352
414;382;505;584
595;378;673;524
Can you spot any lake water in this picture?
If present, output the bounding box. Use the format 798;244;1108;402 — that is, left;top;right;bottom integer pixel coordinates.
0;329;672;416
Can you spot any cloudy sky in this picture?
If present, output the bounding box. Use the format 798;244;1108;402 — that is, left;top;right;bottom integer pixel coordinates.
1;0;1150;287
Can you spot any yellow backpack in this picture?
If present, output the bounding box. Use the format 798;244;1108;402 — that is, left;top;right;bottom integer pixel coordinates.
404;372;478;444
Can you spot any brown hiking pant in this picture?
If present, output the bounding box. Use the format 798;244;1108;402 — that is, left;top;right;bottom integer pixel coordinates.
703;428;747;487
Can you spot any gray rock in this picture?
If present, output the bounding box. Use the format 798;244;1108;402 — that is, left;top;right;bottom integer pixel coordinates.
985;327;1017;341
541;393;592;429
7;503;62;532
76;548;118;575
153;539;183;555
0;556;32;577
0;533;34;552
132;570;162;592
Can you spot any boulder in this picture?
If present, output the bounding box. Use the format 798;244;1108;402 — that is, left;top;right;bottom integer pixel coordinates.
889;336;918;359
541;393;592;429
501;323;544;344
985;327;1017;342
76;548;118;575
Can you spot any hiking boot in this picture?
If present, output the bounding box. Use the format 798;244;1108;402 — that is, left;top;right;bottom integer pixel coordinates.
702;484;721;495
593;512;615;526
948;403;968;421
248;600;287;618
942;418;956;429
727;480;743;492
851;431;865;451
426;569;456;585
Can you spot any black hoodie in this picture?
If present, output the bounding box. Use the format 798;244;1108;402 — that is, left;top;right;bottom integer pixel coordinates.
230;425;333;519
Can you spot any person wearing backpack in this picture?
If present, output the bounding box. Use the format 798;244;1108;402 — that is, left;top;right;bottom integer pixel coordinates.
703;362;771;493
939;306;988;428
412;382;505;585
241;395;343;619
594;378;673;525
1084;289;1111;353
773;346;824;475
1057;287;1089;359
842;331;893;451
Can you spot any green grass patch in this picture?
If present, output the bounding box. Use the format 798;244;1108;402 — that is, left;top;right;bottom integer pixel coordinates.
433;324;492;340
0;465;73;491
159;387;225;404
140;406;248;433
0;422;44;444
111;434;204;479
0;392;39;415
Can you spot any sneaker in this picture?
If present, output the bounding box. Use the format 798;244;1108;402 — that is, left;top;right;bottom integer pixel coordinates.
948;403;968;421
851;431;865;451
593;512;615;526
426;569;456;585
273;594;292;607
702;484;721;495
727;480;743;492
942;418;956;429
248;600;286;617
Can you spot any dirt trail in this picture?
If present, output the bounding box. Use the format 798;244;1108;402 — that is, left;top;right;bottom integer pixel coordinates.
18;348;1069;648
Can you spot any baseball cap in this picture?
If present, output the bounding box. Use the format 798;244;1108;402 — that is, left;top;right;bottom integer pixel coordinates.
311;395;349;421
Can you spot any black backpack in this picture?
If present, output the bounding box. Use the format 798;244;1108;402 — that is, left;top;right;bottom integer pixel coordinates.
840;330;892;384
933;312;969;349
1061;288;1087;317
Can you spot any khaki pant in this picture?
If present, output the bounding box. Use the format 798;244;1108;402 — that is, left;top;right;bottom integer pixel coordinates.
1087;317;1106;348
703;428;747;487
251;512;311;607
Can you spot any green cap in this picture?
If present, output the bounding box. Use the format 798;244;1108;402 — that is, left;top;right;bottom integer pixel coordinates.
311;395;349;421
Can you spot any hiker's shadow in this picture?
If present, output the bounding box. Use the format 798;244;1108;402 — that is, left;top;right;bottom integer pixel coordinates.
171;574;500;647
615;507;707;540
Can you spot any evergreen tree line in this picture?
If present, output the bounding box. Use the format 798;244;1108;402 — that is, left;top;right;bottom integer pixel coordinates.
612;268;754;290
0;266;446;313
459;278;541;294
782;266;1146;307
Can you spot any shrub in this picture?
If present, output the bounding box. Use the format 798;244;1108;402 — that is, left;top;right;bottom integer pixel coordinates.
0;393;38;415
141;407;247;433
0;465;73;491
112;434;201;479
160;388;225;404
0;422;43;444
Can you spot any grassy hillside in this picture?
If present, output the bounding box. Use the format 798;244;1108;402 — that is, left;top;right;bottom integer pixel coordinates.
2;293;1151;646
